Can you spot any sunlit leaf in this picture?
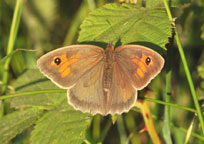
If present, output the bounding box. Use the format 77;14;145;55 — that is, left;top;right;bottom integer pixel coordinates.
31;101;90;144
6;69;66;109
184;116;195;144
0;108;43;144
5;69;91;144
78;3;171;50
146;0;191;8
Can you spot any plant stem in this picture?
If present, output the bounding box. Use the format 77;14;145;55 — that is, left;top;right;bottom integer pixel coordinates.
163;70;173;144
0;0;24;118
1;0;23;93
0;89;66;100
162;23;174;143
163;0;204;134
117;115;127;144
63;1;90;45
92;114;101;142
0;89;198;114
144;97;196;113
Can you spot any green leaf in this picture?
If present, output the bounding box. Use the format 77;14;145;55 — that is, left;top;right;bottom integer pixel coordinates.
0;108;43;144
184;116;195;144
6;69;66;109
146;0;191;8
31;101;90;144
6;69;91;144
162;106;173;144
78;3;171;50
0;49;32;65
111;114;118;125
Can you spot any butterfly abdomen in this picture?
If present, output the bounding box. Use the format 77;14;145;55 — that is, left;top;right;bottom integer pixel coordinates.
103;62;113;92
103;43;114;92
102;43;115;113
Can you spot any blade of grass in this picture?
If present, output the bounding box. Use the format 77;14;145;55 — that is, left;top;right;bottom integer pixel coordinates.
171;123;204;141
162;70;173;144
92;114;101;142
63;1;91;45
0;0;24;118
143;97;196;113
0;89;66;100
184;116;195;144
1;0;24;93
117;115;128;144
0;89;198;114
0;49;35;65
163;0;204;135
163;35;174;143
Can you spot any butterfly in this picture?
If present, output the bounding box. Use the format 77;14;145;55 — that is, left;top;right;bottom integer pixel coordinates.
37;42;164;115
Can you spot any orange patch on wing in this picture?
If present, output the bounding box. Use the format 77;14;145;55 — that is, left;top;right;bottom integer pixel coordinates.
132;59;147;72
61;67;71;78
50;54;81;77
58;59;78;72
137;68;144;78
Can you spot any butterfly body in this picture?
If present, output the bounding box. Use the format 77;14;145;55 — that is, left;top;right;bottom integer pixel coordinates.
103;42;114;91
37;42;164;115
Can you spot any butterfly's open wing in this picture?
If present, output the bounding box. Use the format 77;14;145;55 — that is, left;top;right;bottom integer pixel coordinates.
68;60;105;115
115;45;164;90
69;59;136;115
106;61;137;115
37;45;104;89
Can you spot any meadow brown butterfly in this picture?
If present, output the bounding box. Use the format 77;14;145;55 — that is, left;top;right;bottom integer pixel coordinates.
37;42;164;115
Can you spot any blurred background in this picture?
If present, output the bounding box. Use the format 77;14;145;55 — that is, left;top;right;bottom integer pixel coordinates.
0;0;204;143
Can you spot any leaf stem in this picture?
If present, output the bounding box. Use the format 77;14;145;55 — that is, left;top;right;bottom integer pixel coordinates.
163;0;204;134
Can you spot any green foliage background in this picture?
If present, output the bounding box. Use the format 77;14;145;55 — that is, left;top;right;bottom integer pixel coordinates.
0;0;204;144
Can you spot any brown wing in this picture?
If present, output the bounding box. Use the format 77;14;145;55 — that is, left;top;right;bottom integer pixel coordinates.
115;45;164;90
37;45;104;89
68;60;106;115
105;61;137;115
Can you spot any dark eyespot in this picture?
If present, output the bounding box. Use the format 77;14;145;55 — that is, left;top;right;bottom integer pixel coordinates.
146;57;151;65
54;57;61;65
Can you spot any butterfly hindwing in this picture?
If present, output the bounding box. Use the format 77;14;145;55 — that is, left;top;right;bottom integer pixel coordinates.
68;60;106;115
107;61;137;115
37;43;164;115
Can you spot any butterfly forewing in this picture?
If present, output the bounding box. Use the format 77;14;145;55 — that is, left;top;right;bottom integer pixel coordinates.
37;43;164;116
115;45;164;90
37;45;104;89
